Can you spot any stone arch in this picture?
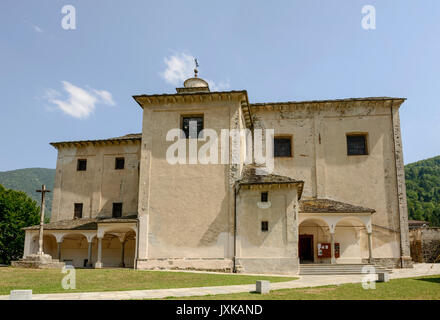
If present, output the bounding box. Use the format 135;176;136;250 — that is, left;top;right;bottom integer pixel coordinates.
299;217;330;230
59;233;90;267
97;224;137;268
298;218;331;263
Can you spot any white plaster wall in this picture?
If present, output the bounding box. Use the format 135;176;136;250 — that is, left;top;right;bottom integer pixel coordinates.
138;98;245;261
252;102;403;261
51;143;141;221
237;188;298;258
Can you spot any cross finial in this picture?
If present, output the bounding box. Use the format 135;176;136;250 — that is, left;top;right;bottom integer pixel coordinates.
194;58;199;77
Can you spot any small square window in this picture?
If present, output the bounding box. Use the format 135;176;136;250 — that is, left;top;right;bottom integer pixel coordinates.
261;192;268;203
182;116;203;139
77;159;87;171
74;203;83;219
112;203;122;218
274;137;292;157
347;134;368;155
115;157;125;170
261;221;269;232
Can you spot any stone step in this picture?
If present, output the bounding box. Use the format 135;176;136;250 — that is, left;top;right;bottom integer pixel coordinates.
299;266;390;269
299;264;392;275
300;268;388;271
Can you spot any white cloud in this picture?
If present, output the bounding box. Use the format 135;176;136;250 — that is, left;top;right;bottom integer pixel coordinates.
45;81;115;119
93;89;115;106
161;53;195;86
207;79;230;92
34;25;43;33
161;53;230;91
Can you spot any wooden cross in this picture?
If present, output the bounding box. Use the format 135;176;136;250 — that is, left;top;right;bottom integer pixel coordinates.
36;185;51;255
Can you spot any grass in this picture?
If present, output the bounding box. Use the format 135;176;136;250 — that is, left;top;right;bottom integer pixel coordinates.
164;276;440;300
0;267;296;295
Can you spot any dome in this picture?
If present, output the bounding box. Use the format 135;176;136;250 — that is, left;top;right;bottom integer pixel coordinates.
183;77;209;88
175;58;211;93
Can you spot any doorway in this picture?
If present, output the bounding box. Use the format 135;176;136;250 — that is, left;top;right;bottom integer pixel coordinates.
299;234;314;263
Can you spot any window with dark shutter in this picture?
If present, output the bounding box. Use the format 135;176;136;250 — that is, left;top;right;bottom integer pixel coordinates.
347;134;368;155
74;203;83;219
261;192;268;203
77;159;87;171
115;157;125;170
112;203;122;218
182;116;203;139
261;221;269;232
274;137;292;157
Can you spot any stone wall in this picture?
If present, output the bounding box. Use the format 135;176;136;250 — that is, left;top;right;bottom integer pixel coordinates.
410;228;440;263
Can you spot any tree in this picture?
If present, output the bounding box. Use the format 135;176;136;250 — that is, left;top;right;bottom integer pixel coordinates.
405;155;440;227
0;184;40;264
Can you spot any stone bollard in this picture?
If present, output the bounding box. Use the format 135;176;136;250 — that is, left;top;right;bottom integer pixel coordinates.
377;272;390;282
256;280;270;294
10;290;32;300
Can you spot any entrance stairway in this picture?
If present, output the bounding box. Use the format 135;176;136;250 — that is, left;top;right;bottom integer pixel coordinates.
299;264;392;275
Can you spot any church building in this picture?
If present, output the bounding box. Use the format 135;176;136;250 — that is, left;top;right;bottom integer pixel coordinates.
21;70;412;274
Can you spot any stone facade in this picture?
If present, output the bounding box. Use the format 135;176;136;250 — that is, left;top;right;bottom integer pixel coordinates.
20;76;412;274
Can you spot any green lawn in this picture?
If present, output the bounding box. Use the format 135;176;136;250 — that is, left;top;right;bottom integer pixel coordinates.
0;267;296;295
164;276;440;300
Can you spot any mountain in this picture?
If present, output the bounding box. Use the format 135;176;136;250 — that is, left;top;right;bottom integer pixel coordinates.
405;156;440;226
0;168;55;216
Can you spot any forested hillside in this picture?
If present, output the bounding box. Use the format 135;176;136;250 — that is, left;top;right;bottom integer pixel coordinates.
0;168;55;216
405;156;440;226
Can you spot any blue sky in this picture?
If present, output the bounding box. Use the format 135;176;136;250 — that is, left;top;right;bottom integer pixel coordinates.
0;0;439;171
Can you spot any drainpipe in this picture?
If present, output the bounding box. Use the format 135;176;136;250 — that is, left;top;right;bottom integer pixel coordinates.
233;182;239;273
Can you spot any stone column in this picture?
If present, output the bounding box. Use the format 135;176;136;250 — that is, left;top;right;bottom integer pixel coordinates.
134;229;138;269
57;241;62;261
119;241;126;268
367;232;374;264
330;232;336;264
87;241;93;267
95;237;103;269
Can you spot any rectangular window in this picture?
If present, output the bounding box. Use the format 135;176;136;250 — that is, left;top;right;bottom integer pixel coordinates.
274;137;292;157
74;203;83;219
77;159;87;171
182;116;203;139
261;192;268;203
112;203;123;218
347;134;368;155
261;221;269;232
115;157;125;170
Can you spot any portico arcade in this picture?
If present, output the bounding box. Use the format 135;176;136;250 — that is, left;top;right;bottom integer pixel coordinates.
23;220;138;269
298;212;373;264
